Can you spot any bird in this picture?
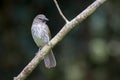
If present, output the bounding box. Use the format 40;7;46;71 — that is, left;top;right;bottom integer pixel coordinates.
31;14;56;68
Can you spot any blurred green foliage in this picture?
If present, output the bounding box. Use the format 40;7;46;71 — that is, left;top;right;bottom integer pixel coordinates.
0;0;120;80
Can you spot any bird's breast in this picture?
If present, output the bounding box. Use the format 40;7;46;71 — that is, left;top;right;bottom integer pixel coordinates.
31;24;50;47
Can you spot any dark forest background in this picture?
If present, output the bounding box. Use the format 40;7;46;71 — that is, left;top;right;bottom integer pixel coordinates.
0;0;120;80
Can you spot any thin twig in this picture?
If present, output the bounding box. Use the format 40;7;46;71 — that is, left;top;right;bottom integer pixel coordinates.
14;0;107;80
53;0;69;23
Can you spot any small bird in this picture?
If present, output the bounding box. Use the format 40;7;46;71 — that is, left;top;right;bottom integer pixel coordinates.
31;14;56;68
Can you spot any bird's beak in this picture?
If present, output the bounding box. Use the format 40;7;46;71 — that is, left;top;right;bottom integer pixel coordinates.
44;17;49;21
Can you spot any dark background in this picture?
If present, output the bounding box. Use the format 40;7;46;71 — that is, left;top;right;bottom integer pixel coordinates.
0;0;120;80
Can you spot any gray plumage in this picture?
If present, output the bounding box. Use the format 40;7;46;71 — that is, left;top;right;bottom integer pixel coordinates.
31;14;56;68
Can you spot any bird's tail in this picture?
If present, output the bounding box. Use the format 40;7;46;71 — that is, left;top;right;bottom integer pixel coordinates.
44;50;56;68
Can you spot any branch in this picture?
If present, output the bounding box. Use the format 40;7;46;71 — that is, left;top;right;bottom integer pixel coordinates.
53;0;69;23
14;0;107;80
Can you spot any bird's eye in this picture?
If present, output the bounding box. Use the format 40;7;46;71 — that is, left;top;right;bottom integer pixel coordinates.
38;18;42;20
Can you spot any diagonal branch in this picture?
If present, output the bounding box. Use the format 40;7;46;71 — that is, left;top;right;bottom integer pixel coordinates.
53;0;69;23
14;0;107;80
